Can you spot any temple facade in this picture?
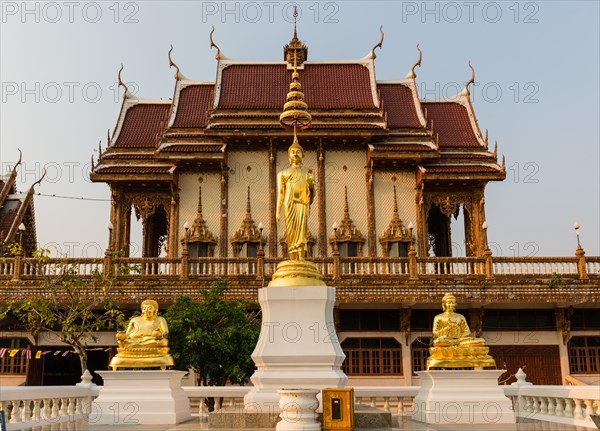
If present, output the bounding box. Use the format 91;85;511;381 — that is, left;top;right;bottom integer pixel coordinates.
1;28;598;387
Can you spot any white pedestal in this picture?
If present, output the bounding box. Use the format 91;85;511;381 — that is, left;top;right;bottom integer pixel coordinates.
93;370;191;425
413;370;515;425
244;285;347;413
277;389;320;431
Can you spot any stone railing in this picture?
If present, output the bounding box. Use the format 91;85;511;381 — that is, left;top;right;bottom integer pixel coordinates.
2;253;596;283
182;385;421;419
2;375;599;430
0;385;98;430
504;384;600;429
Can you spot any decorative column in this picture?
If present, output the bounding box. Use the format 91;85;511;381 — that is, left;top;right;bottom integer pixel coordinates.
168;188;179;258
220;160;229;257
269;140;277;257
318;140;326;257
416;183;427;256
366;159;376;257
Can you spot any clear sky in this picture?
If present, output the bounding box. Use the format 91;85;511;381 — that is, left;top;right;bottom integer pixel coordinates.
1;0;598;258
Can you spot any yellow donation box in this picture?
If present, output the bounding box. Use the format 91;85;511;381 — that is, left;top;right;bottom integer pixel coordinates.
322;388;354;430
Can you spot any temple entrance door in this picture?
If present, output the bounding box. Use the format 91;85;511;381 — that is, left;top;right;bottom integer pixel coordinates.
427;205;451;257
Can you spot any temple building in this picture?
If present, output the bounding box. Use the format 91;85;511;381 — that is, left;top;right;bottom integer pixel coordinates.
1;26;598;387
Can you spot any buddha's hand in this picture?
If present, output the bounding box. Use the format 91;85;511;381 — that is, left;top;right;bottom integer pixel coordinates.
151;329;163;339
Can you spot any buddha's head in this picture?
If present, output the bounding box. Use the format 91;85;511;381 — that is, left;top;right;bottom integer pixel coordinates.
288;136;304;166
441;293;457;312
141;299;159;319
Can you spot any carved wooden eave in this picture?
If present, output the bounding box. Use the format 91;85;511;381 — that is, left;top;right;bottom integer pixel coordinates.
185;186;217;246
230;186;266;255
379;186;412;252
329;186;366;244
125;193;171;221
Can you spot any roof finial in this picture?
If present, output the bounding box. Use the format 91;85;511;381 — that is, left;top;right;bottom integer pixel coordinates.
502;155;506;170
466;61;475;95
209;26;222;60
393;185;398;214
168;45;181;80
485;128;489;144
370;26;384;59
293;5;298;39
32;169;47;188
15;148;22;169
409;44;422;78
117;64;129;99
107;128;111;146
493;141;498;156
284;9;308;65
98;140;102;156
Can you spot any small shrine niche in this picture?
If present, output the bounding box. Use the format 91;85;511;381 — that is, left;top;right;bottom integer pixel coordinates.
379;186;413;257
230;186;267;257
329;186;365;257
183;186;216;258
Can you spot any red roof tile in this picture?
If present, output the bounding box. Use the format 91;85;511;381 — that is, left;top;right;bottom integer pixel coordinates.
113;104;171;148
0;200;21;236
378;84;422;128
422;102;482;148
425;165;500;173
218;64;375;109
95;166;173;175
102;153;154;160
371;144;435;152
172;85;214;128
160;145;223;153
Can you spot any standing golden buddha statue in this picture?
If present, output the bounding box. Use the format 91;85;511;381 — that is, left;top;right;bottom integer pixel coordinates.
269;40;324;287
426;293;496;369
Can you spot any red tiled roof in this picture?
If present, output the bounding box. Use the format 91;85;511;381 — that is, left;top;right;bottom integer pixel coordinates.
113;104;171;148
172;85;214;128
102;153;154;160
160;145;223;153
425;165;500;173
371;144;436;152
218;64;375;109
95;166;173;175
0;200;21;236
378;84;422;128
422;102;481;148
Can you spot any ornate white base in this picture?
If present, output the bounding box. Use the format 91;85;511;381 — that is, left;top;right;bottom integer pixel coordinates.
413;370;516;425
93;371;191;425
277;389;320;431
244;285;347;413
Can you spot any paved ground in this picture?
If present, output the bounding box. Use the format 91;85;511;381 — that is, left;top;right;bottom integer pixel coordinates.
22;418;592;431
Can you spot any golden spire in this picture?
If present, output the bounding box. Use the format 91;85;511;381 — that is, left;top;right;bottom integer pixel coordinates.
283;6;308;65
279;50;312;131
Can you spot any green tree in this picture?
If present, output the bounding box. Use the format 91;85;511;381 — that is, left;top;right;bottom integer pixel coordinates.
0;261;125;374
165;280;260;386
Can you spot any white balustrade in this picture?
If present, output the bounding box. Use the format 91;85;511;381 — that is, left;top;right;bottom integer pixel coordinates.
504;384;600;429
0;386;98;430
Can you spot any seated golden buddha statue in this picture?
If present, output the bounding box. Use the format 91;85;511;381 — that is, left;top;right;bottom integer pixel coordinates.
109;299;174;370
426;293;496;369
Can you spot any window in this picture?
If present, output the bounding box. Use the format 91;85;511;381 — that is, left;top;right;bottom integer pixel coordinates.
341;338;402;375
388;242;409;257
339;309;400;331
411;337;431;373
483;309;555;331
568;336;600;374
571;309;600;330
189;243;209;258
